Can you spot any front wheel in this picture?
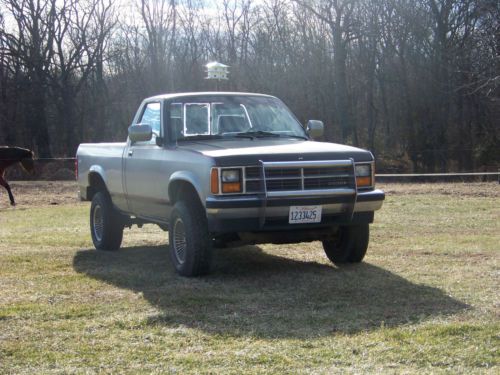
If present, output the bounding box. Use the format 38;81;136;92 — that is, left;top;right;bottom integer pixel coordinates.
322;224;369;264
90;192;124;251
169;201;212;277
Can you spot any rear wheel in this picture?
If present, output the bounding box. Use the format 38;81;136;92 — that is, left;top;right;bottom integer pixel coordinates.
169;200;212;276
90;192;124;251
322;224;369;264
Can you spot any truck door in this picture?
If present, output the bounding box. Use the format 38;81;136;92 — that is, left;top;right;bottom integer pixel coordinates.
124;101;169;220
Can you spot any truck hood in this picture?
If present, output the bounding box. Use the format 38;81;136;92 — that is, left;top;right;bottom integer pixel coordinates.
176;138;373;166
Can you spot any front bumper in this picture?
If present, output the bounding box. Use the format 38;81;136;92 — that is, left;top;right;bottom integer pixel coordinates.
206;189;385;233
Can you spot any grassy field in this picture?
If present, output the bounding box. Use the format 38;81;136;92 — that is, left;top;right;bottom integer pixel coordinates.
0;182;498;374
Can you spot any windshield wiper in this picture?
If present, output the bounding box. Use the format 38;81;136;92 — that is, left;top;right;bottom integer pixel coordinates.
229;133;255;140
235;131;308;140
235;130;280;138
176;134;224;141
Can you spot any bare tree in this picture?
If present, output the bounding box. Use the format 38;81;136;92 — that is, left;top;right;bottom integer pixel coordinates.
0;0;57;157
49;0;116;154
139;0;177;93
0;0;498;171
295;0;361;143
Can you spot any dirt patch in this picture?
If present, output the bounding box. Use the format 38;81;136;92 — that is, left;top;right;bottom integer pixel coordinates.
1;181;498;209
0;181;80;208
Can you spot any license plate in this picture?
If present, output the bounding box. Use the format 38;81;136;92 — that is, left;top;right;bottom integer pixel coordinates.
289;205;322;224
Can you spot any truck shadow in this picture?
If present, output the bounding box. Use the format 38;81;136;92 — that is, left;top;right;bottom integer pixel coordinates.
73;245;468;338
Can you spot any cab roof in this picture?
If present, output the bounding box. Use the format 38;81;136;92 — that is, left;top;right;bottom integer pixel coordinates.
146;91;276;102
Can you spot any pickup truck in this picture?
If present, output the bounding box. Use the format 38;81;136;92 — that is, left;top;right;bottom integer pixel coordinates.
77;92;384;276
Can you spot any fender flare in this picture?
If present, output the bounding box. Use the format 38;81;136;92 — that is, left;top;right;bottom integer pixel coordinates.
168;171;204;205
87;165;108;197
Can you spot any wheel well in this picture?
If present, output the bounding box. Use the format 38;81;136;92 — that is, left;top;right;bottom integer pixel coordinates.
169;180;202;207
87;172;108;200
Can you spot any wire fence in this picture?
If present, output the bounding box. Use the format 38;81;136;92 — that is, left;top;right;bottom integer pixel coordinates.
5;157;76;181
3;157;498;183
376;172;499;183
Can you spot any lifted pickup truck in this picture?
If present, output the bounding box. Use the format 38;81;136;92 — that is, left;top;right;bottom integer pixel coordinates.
77;92;384;276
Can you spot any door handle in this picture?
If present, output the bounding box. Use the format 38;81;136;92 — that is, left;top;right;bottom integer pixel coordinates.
128;150;133;156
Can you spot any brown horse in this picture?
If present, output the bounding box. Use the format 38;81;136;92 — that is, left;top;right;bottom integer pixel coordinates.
0;146;35;206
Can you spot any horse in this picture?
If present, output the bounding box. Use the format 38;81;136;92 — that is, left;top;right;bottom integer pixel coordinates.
0;146;35;206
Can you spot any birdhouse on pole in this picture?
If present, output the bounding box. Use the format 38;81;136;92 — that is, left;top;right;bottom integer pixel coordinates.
206;61;229;80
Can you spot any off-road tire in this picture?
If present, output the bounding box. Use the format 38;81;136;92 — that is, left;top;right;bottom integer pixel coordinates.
90;191;124;251
169;200;212;276
322;224;369;264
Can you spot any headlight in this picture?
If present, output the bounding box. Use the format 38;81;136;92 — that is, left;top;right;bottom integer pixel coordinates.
355;164;371;177
355;164;373;188
218;168;242;193
221;169;241;183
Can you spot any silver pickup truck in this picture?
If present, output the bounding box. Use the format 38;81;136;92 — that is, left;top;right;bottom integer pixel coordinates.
77;92;384;276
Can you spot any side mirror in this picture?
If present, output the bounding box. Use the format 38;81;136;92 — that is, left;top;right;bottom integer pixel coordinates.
128;124;152;143
306;120;324;139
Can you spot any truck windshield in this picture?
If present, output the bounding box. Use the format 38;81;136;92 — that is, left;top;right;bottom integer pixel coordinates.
169;95;307;141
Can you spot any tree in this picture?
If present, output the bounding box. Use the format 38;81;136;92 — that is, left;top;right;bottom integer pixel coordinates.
0;0;57;157
295;0;361;143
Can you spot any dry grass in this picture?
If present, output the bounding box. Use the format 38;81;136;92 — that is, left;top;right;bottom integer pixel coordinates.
0;182;498;373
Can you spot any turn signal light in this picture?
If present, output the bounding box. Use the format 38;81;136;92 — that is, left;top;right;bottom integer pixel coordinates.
355;163;373;188
210;168;219;194
222;182;242;193
356;176;372;188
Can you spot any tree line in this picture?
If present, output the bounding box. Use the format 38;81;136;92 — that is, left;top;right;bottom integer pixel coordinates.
0;0;498;172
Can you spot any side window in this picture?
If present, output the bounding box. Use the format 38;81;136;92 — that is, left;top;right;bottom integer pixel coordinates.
138;102;161;144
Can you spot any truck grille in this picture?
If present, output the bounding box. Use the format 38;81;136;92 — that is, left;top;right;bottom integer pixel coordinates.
244;162;355;194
